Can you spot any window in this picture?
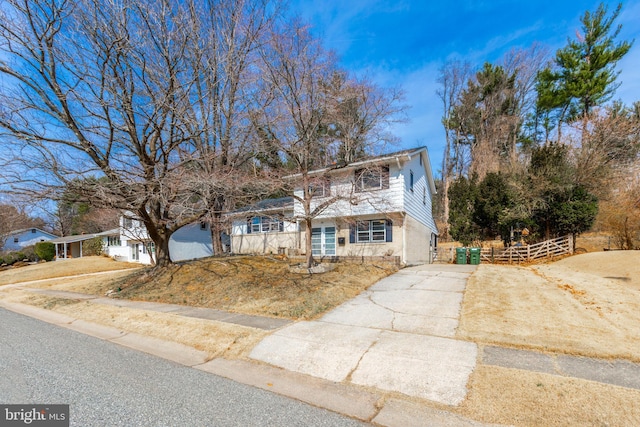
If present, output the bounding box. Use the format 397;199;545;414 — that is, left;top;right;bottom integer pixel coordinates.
200;222;207;230
309;177;331;197
123;218;134;229
248;216;283;233
142;242;155;254
107;236;121;246
350;219;392;243
13;237;18;243
423;187;427;205
355;165;389;192
31;228;36;233
409;170;414;192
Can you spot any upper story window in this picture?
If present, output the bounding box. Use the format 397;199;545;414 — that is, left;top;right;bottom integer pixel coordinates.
409;170;414;192
123;218;134;229
309;177;331;198
13;237;19;243
248;216;283;233
31;228;36;233
200;222;208;231
423;187;427;205
355;165;389;192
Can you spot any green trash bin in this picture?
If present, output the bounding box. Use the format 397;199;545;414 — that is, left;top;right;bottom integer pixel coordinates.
456;247;468;265
469;247;481;265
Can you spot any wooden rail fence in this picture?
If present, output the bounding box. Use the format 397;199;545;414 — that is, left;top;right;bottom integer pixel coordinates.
480;235;573;264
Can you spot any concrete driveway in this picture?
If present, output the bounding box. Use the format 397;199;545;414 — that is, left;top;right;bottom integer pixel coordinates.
250;264;478;406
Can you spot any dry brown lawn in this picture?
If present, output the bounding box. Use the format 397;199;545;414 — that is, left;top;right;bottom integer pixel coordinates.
460;365;640;426
457;251;640;361
455;250;640;426
0;256;140;286
1;289;267;359
67;256;396;319
0;255;396;319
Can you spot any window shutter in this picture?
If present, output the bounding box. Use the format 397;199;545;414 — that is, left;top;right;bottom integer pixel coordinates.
246;218;252;234
385;220;393;242
349;224;356;243
279;220;284;232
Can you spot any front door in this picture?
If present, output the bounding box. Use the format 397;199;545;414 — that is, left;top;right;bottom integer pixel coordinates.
132;244;140;261
311;226;336;256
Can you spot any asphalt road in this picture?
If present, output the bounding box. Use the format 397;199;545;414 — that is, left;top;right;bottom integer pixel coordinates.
0;308;366;427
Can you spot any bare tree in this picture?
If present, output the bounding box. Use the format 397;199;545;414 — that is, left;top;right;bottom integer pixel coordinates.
502;43;550;152
251;21;339;268
437;59;471;239
183;0;283;254
252;21;405;267
323;72;406;164
0;0;278;268
572;102;640;197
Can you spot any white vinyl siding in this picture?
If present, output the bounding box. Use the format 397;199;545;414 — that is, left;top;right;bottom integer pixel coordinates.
403;153;437;233
294;164;403;219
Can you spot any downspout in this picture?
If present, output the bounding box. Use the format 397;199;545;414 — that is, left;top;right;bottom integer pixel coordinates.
401;212;407;265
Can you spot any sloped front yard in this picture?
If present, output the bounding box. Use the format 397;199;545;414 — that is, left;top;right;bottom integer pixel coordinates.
3;256;397;320
456;251;640;426
457;251;640;361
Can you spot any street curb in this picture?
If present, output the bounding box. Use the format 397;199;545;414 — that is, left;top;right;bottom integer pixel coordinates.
0;301;76;324
110;333;210;367
195;358;382;422
373;398;504;427
0;301;209;367
0;300;499;426
66;319;127;340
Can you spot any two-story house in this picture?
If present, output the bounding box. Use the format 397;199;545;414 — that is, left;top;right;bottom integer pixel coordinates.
2;228;59;252
230;146;438;265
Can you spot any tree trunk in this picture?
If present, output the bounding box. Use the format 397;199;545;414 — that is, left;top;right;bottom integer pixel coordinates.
154;236;172;268
304;217;314;268
442;178;450;240
211;216;224;255
210;196;225;255
139;214;173;268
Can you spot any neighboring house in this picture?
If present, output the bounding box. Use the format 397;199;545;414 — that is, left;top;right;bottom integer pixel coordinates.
102;216;215;264
50;233;101;259
1;228;59;252
230;146;439;265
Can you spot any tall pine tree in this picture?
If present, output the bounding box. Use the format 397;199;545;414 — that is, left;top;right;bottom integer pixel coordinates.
536;3;633;139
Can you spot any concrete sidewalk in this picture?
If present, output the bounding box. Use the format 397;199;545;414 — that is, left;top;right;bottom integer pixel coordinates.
15;287;292;331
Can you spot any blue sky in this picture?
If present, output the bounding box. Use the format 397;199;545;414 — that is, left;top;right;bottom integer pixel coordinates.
292;0;640;174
